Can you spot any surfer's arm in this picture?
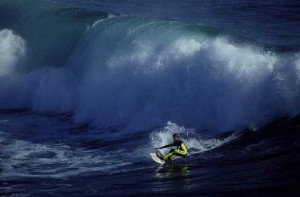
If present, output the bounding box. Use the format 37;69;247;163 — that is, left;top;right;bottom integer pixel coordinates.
156;143;175;149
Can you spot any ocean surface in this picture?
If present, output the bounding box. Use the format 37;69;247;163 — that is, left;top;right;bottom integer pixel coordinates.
0;0;300;196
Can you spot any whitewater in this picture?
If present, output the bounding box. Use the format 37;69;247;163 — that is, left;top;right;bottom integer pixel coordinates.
1;1;300;133
0;0;300;196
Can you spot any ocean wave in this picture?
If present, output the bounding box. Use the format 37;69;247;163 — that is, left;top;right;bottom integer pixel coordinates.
0;1;300;133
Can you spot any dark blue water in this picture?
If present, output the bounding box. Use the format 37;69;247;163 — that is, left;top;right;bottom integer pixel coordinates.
0;0;300;196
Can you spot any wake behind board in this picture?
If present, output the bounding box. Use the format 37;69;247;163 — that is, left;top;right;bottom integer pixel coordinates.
150;153;165;164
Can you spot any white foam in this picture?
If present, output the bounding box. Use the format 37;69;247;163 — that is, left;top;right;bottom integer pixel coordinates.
0;132;131;179
150;122;238;156
0;29;26;76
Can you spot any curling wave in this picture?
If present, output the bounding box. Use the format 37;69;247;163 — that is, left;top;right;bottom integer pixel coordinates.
0;0;300;133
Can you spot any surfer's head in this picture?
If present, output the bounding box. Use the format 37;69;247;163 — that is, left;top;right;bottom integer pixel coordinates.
173;133;180;142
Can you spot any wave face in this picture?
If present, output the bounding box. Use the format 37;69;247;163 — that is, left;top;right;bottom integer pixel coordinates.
0;0;300;133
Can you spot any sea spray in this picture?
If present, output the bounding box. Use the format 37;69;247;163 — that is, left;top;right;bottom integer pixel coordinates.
0;29;26;76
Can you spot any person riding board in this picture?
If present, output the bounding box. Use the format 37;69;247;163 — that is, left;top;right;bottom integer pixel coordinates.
156;133;187;161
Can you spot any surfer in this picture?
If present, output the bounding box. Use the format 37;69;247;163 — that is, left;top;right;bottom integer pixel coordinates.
155;133;187;161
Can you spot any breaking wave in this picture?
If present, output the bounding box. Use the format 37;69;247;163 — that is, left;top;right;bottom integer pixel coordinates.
0;0;300;133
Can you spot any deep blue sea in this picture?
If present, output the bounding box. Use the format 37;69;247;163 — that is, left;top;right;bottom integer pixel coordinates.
0;0;300;196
